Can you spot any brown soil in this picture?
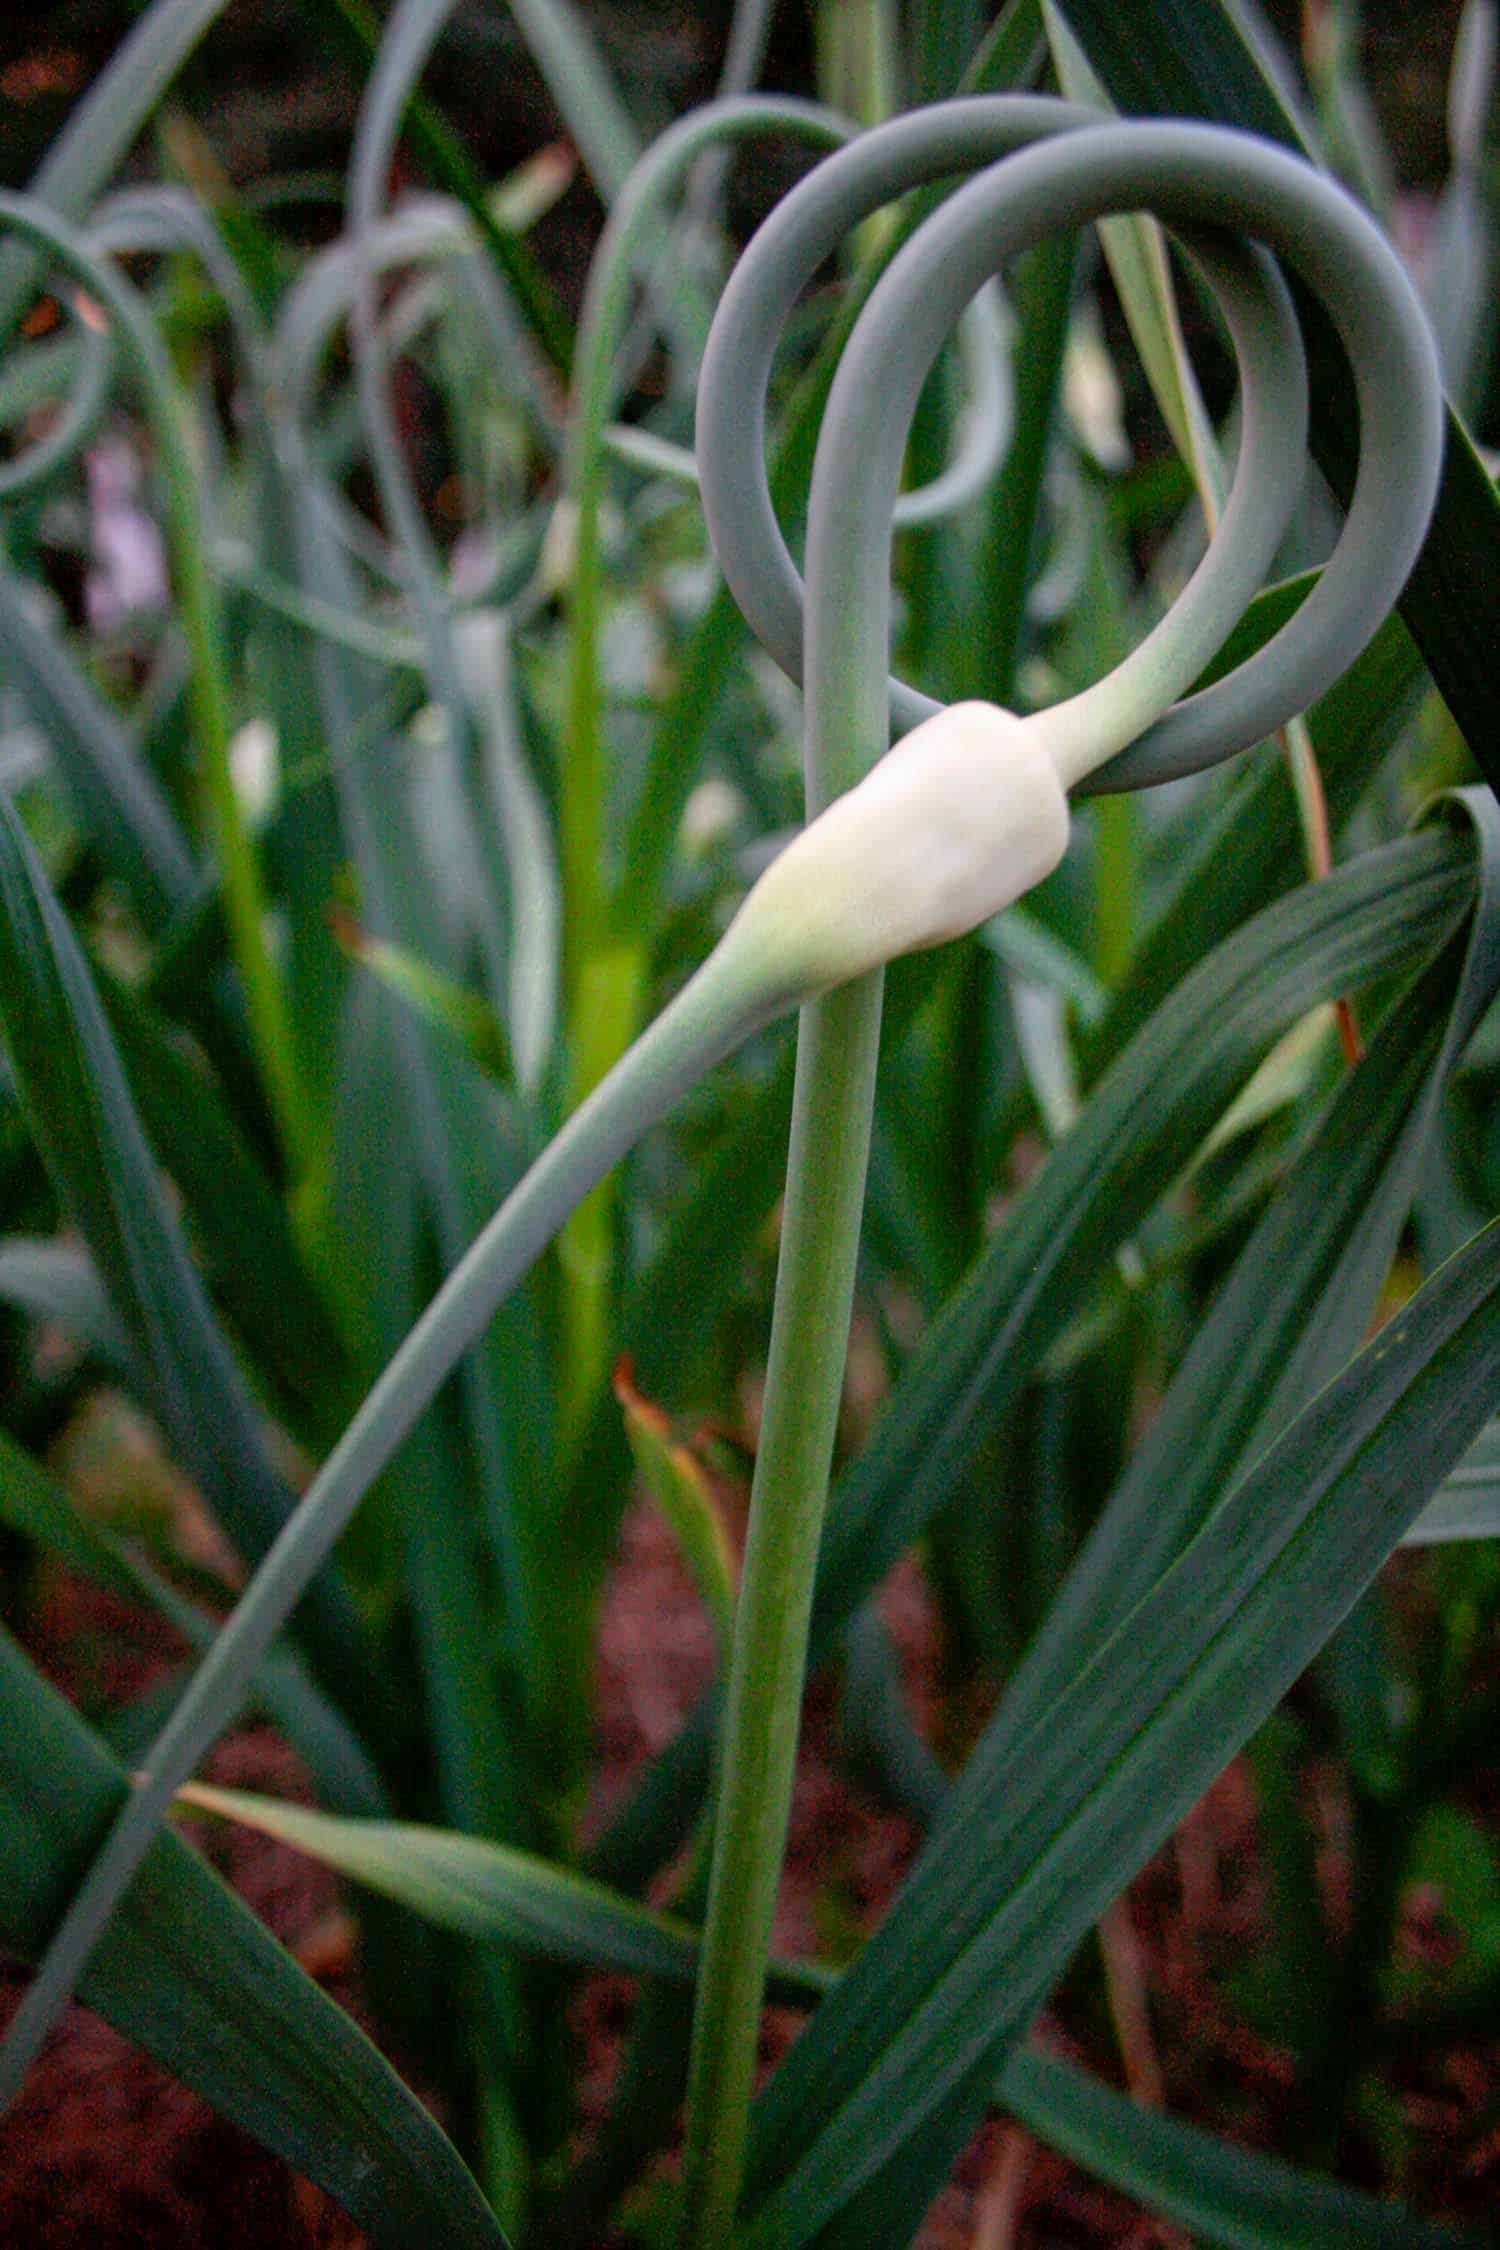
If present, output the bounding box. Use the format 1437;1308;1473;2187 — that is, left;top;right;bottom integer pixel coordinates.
3;1509;1497;2246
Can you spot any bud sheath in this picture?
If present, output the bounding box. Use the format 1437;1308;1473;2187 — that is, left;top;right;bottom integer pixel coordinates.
726;702;1070;1004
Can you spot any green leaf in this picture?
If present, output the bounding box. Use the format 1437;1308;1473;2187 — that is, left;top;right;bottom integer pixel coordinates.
1045;5;1222;500
292;440;570;2160
0;1626;502;2246
806;830;1477;1662
0;793;368;1701
1001;2047;1482;2250
178;1782;707;1983
993;790;1500;1762
740;1218;1500;2244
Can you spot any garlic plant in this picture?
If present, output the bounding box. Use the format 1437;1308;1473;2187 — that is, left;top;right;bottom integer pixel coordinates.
1;6;1495;2246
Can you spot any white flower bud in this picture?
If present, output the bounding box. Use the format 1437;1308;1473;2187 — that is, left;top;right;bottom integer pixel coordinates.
726;702;1070;1005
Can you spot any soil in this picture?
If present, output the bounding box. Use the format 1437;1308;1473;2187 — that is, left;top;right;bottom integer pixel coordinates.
4;1499;1498;2247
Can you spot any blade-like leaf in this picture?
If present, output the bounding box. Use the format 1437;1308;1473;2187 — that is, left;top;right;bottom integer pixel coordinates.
189;1762;1486;2249
0;1626;504;2248
992;790;1500;1762
0;794;368;1702
1002;2047;1482;2250
178;1782;706;1983
806;830;1476;1663
740;1218;1500;2244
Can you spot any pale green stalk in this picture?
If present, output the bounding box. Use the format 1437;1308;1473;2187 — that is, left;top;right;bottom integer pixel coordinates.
680;974;884;2245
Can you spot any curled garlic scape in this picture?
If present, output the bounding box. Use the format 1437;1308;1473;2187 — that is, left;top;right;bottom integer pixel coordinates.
697;101;1445;807
680;101;1448;2248
678;99;1446;1027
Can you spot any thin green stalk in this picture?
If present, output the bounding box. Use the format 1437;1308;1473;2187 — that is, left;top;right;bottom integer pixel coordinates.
311;0;574;375
681;974;884;2245
0;193;313;1183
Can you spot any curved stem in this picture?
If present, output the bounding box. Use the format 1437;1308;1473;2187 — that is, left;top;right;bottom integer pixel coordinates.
0;940;760;2115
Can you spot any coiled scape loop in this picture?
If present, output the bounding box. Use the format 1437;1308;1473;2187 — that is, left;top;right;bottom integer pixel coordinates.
695;96;1445;804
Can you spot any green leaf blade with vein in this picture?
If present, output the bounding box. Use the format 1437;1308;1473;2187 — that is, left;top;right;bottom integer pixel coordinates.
0;1626;505;2249
806;829;1477;1661
1001;2047;1484;2250
178;1783;705;1982
0;794;370;1709
740;1218;1500;2245
999;789;1500;1757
